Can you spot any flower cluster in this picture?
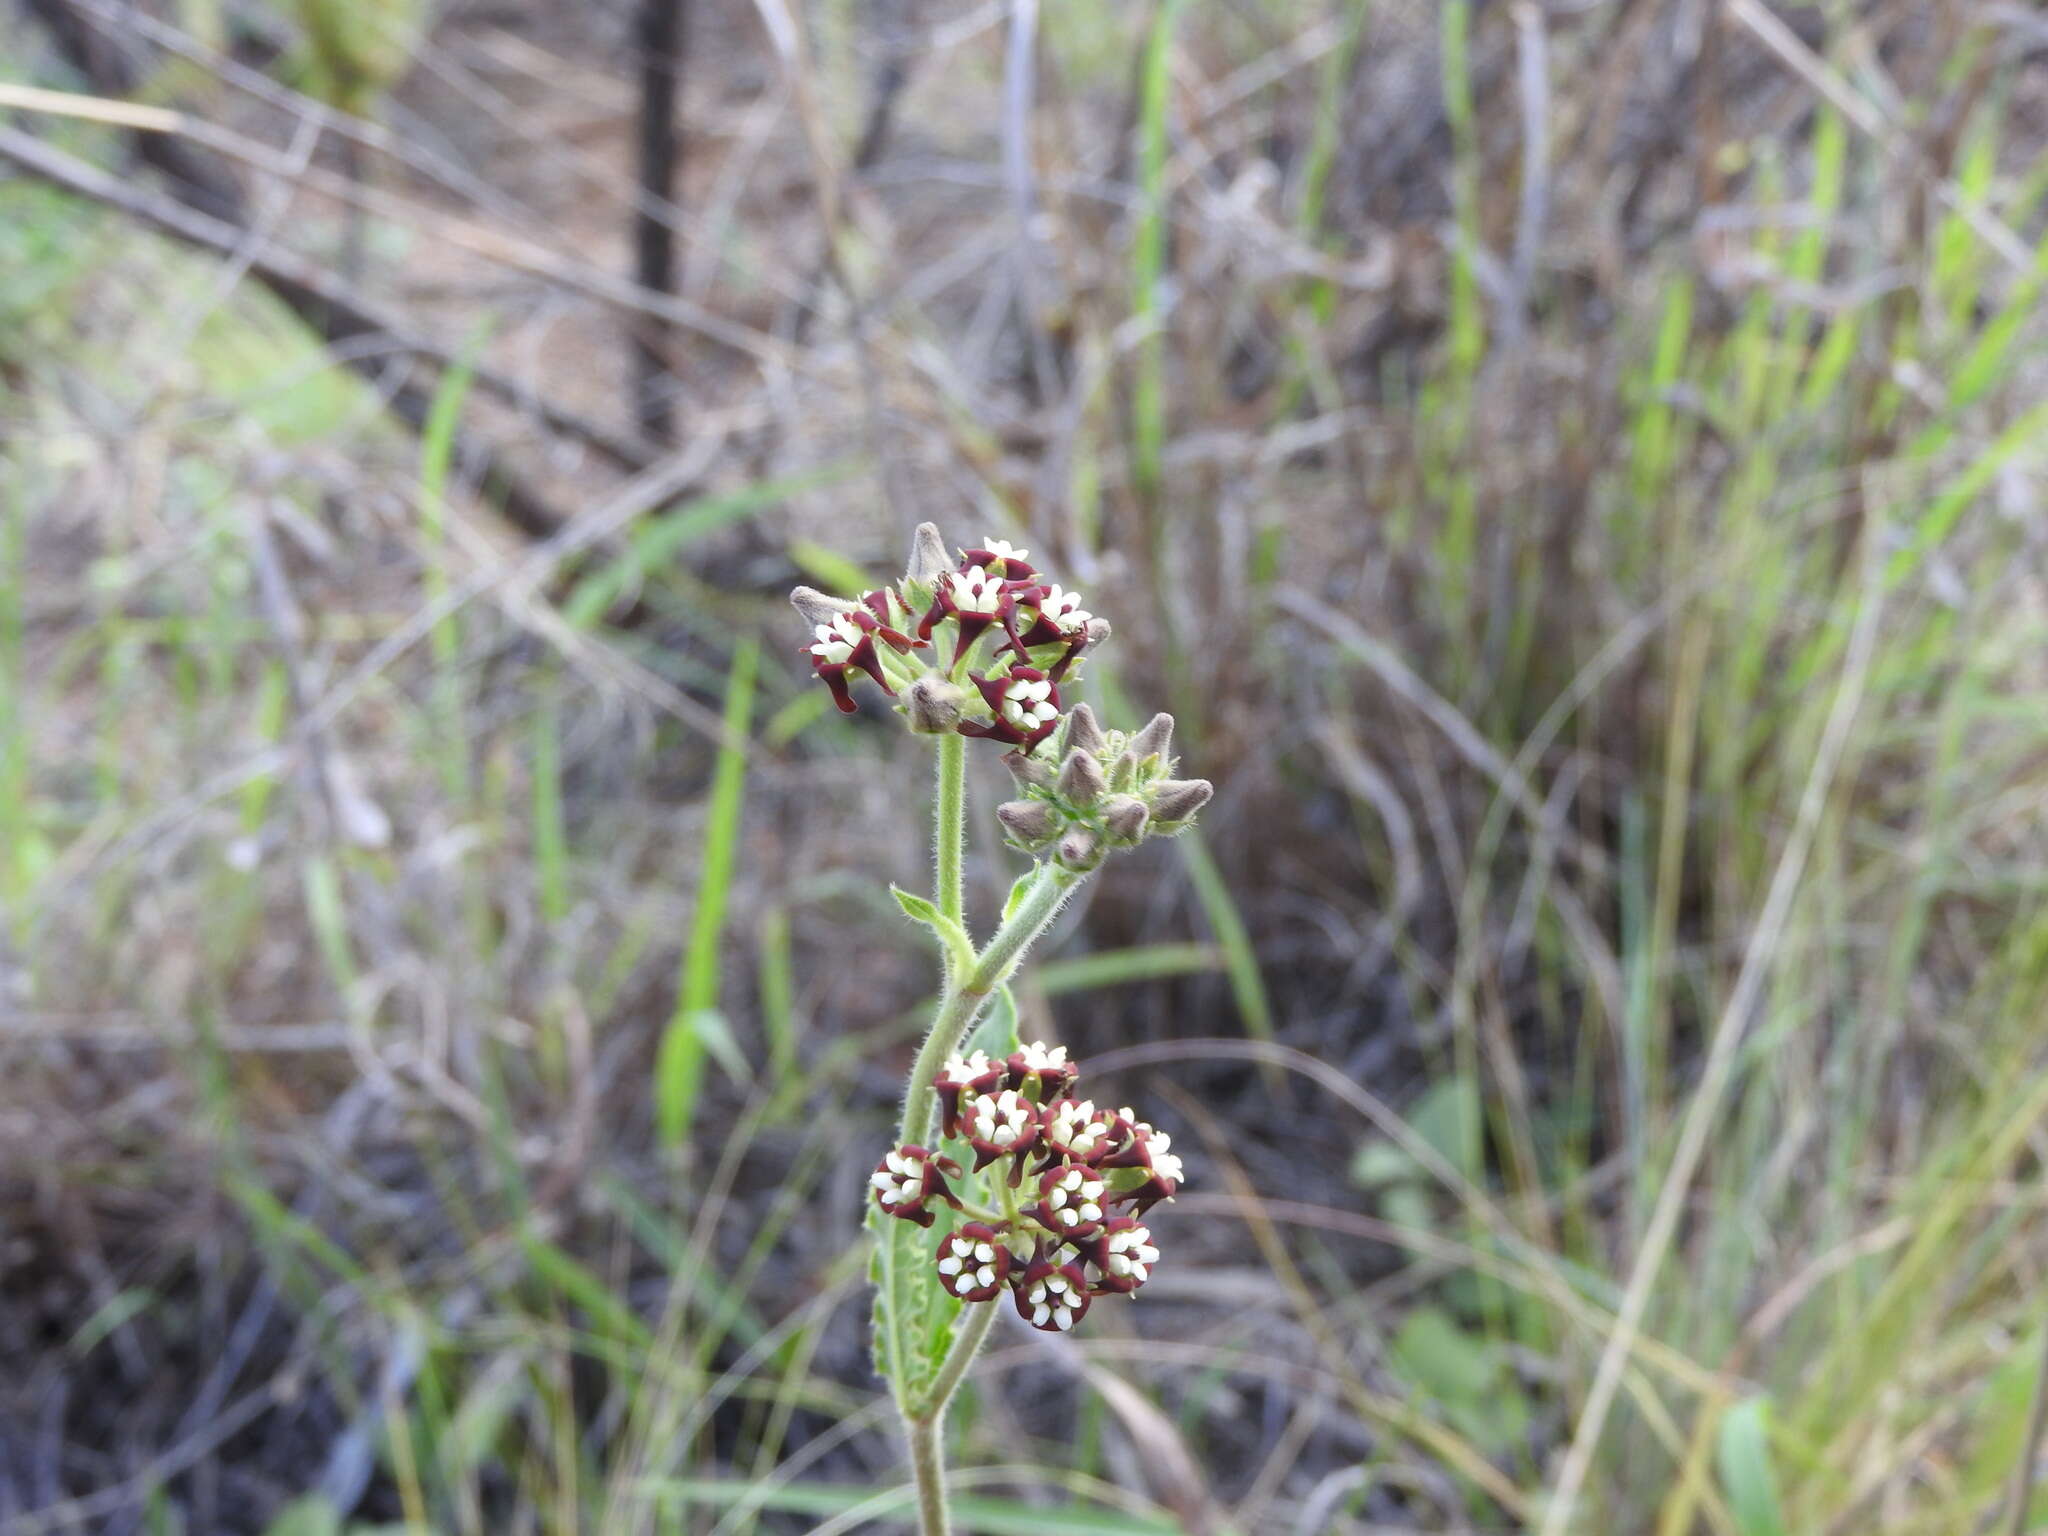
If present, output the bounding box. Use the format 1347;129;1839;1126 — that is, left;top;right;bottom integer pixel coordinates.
870;1041;1181;1332
791;526;1110;752
996;703;1214;873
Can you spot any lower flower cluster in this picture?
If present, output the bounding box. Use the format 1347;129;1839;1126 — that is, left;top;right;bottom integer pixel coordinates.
870;1042;1182;1332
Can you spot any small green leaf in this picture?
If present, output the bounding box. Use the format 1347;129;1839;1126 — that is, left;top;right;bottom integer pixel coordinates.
891;884;977;979
1002;866;1046;921
1717;1396;1790;1536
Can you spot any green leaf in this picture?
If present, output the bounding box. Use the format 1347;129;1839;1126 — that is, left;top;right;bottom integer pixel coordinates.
1410;1073;1483;1180
891;884;977;981
1716;1396;1790;1536
67;1287;156;1359
866;1197;959;1410
657;639;756;1148
1388;1305;1528;1456
1002;867;1045;921
963;985;1022;1061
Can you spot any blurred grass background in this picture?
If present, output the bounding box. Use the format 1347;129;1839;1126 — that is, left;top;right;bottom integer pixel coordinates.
5;1;2048;1532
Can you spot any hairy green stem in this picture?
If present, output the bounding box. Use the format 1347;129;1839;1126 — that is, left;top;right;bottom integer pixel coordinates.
907;1412;949;1536
917;1289;1000;1419
935;733;966;926
897;864;1073;1149
893;749;1078;1536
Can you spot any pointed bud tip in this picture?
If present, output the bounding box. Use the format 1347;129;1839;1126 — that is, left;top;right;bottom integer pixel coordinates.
1003;750;1054;789
1057;827;1102;872
1062;702;1107;758
998;799;1059;846
1103;794;1150;844
1057;747;1107;806
790;585;858;628
905;676;965;733
1128;712;1175;763
906;522;953;585
1149;778;1212;823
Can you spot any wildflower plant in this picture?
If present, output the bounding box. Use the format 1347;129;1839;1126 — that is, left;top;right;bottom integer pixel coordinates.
791;526;1210;1535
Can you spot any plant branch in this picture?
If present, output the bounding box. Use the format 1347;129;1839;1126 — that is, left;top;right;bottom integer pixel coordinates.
915;1290;999;1421
897;864;1075;1150
934;733;967;927
905;1412;949;1536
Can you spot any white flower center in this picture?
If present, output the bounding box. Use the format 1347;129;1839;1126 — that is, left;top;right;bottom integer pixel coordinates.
1043;1167;1104;1228
938;1237;1003;1296
1048;1100;1108;1158
1150;1149;1185;1186
1025;1273;1081;1330
1105;1226;1160;1282
939;1050;994;1086
970;1091;1033;1147
946;567;1005;616
1037;584;1092;632
869;1151;926;1206
998;676;1058;730
981;538;1029;563
1017;1041;1069;1074
808;614;863;664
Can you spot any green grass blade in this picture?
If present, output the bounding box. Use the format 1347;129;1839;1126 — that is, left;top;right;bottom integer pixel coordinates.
656;637;758;1148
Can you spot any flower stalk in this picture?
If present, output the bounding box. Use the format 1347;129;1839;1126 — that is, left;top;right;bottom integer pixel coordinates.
791;525;1212;1536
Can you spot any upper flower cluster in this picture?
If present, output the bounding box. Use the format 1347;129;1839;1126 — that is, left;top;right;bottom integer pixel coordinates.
791;525;1110;752
996;704;1215;873
870;1039;1182;1332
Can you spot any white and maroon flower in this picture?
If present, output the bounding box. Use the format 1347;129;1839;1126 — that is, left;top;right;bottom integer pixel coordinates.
1004;583;1098;680
804;606;915;715
959;668;1061;750
935;1221;1013;1303
964;1089;1041;1181
1039;1098;1125;1166
918;565;1015;666
1081;1216;1160;1295
869;1144;964;1229
960;538;1036;580
933;1050;1006;1139
1005;1040;1078;1101
1100;1124;1184;1216
1030;1163;1108;1240
1011;1249;1093;1333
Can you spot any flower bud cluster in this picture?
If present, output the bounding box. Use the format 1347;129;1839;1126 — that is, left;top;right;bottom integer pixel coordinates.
870;1041;1180;1332
996;704;1215;873
792;526;1109;751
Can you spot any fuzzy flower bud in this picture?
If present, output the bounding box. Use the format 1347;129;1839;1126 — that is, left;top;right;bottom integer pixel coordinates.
1101;794;1151;845
905;522;952;588
789;584;859;628
1003;750;1054;790
998;799;1060;849
1057;748;1106;807
1148;778;1214;825
1062;702;1108;758
904;676;965;734
1057;826;1102;873
1125;712;1175;765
